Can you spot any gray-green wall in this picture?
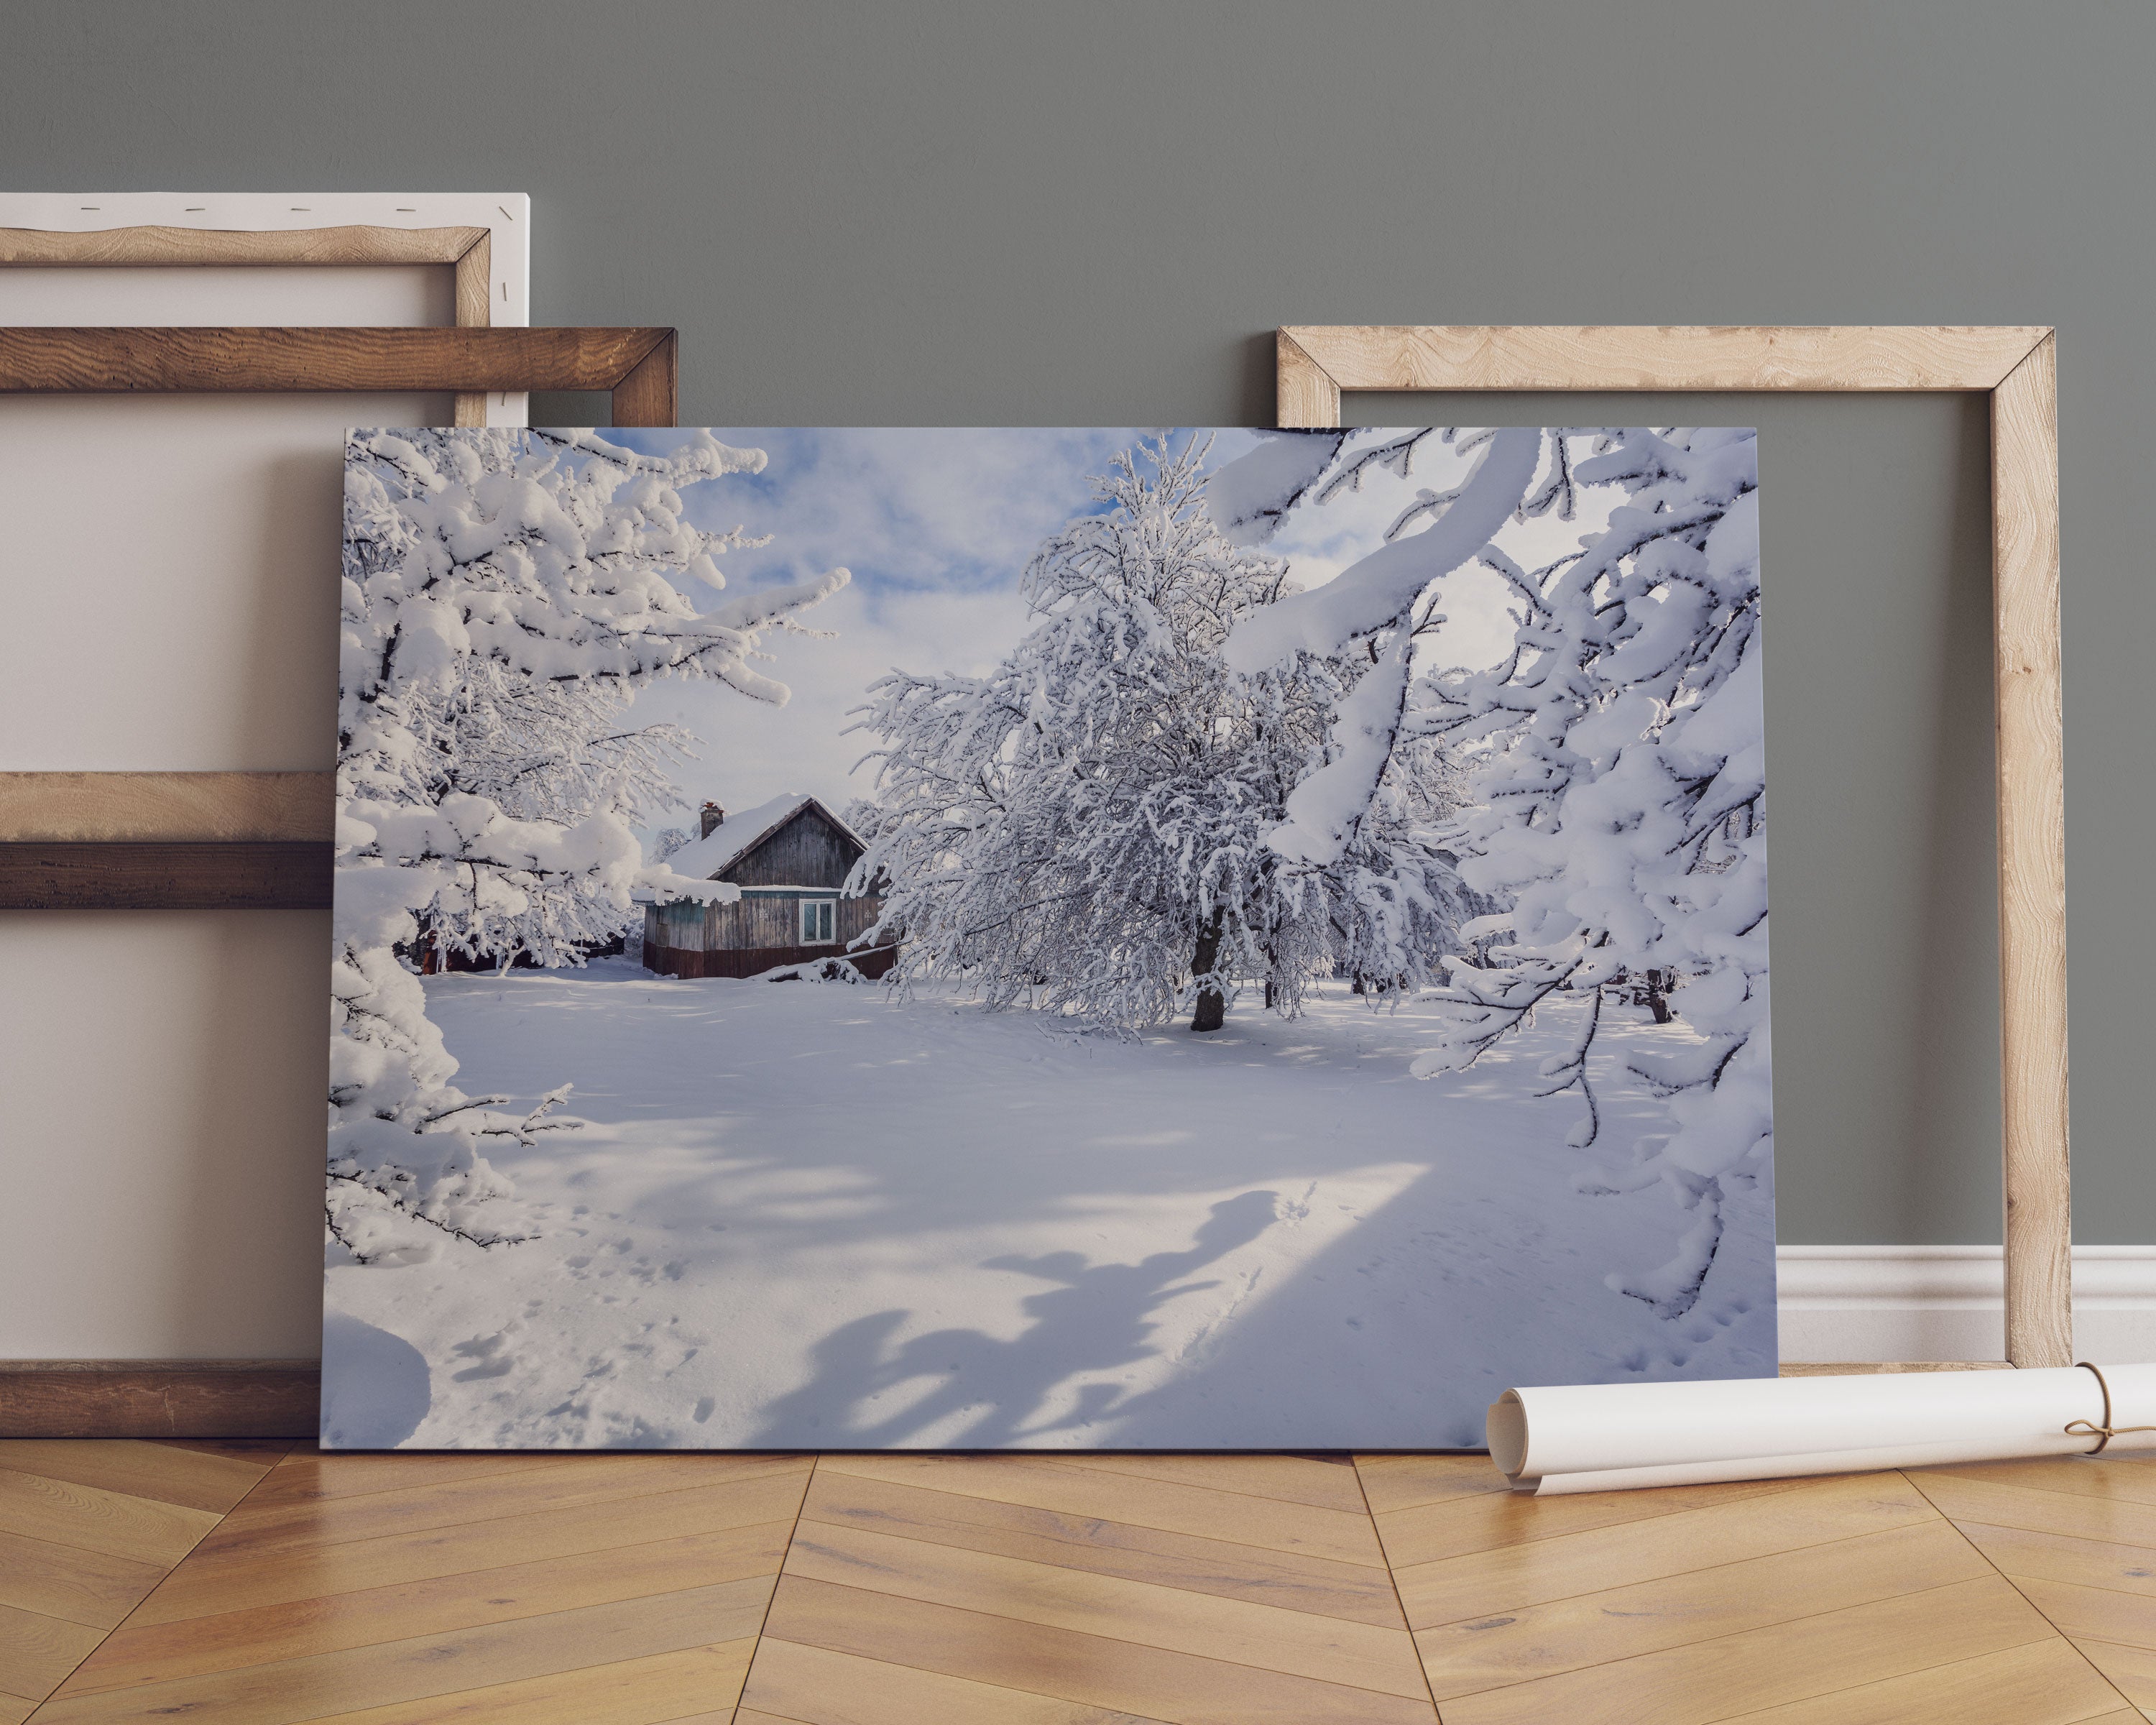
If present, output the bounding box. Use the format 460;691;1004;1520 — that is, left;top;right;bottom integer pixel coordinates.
9;1;2149;1243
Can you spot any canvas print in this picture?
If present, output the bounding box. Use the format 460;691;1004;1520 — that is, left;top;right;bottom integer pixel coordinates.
324;424;1774;1449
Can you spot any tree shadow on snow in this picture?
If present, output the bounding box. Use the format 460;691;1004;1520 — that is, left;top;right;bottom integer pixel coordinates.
747;1189;1283;1447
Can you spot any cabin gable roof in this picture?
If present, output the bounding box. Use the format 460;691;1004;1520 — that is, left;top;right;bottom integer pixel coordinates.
663;792;867;886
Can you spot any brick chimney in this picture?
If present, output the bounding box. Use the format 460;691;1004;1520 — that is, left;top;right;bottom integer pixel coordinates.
700;801;725;838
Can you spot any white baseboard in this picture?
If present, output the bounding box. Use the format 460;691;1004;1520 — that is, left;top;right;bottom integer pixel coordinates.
1777;1245;2156;1363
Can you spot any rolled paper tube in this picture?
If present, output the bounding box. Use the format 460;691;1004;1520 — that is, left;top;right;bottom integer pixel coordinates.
1488;1361;2156;1496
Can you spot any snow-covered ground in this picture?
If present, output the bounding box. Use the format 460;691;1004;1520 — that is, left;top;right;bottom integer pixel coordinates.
324;963;1774;1450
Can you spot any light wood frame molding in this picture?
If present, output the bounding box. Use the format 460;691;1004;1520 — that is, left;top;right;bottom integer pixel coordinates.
0;324;681;908
1278;325;2068;1373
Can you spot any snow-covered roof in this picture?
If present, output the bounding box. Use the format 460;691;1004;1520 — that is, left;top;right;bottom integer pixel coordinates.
660;792;864;880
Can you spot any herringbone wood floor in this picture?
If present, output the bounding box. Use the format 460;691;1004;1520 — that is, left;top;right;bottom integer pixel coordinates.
1;1440;2150;1723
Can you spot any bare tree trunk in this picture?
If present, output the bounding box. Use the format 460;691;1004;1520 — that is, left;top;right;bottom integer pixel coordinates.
1190;911;1226;1033
1645;967;1673;1024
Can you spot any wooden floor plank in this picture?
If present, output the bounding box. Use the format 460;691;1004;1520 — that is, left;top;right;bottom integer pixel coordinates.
1044;1453;1372;1514
2013;1576;2156;1650
0;1601;104;1702
1703;1636;2130;1725
292;1636;759;1725
1911;1471;2156;1548
27;1580;772;1725
238;1450;584;1512
36;1442;2147;1725
1391;1470;1940;1630
55;1519;796;1697
1925;1458;2156;1510
144;1440;295;1466
183;1452;799;1566
1351;1455;1506;1518
758;1574;1437;1725
780;1517;1429;1698
2067;1639;2156;1718
0;1468;221;1569
1414;1519;1989;1700
1955;1519;2156;1601
0;1532;167;1632
126;1466;814;1627
0;1441;272;1516
814;1455;1388;1569
741;1634;1175;1723
1372;1473;1802;1570
798;1466;1406;1627
1433;1575;2055;1725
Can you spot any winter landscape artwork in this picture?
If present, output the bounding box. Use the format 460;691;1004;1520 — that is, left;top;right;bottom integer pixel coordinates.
326;424;1776;1450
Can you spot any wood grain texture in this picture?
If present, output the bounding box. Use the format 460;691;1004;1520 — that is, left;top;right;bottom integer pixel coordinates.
57;1523;791;1696
795;1465;1406;1627
612;328;678;427
451;229;493;429
0;1443;267;1517
0;1440;285;1704
0;1608;101;1706
1413;1519;1989;1699
29;1582;767;1724
15;1445;2155;1725
1704;1637;2132;1725
753;1575;1437;1725
1436;1574;2056;1725
129;1466;814;1627
1277;328;1341;427
1281;323;2051;395
814;1454;1389;1568
290;1638;759;1724
0;774;333;842
747;1451;1433;1724
740;1636;1179;1724
0;843;330;910
0;225;486;267
2066;1638;2156;1716
0;326;672;395
0;1366;319;1440
0;1531;168;1633
779;1517;1430;1698
1381;1471;1938;1630
1992;332;2073;1370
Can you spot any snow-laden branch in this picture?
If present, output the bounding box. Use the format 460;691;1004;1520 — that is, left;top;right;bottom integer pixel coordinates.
1235;425;1771;1321
1221;428;1542;673
849;435;1478;1033
332;428;842;1254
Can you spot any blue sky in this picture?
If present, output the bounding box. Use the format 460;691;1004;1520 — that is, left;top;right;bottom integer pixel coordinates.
595;426;1622;838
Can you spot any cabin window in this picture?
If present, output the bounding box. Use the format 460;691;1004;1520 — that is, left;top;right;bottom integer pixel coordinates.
801;898;836;944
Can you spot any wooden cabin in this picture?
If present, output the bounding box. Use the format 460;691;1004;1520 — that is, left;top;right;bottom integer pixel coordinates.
640;793;898;980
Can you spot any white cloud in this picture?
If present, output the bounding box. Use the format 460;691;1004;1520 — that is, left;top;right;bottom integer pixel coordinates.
614;426;1627;837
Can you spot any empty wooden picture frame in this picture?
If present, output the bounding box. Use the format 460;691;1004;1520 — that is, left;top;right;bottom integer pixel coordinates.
0;196;529;424
1276;326;2066;1371
0;323;680;908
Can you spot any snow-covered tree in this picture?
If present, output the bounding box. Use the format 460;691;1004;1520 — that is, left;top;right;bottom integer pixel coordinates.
852;436;1475;1031
1223;426;1768;1319
331;428;847;1261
